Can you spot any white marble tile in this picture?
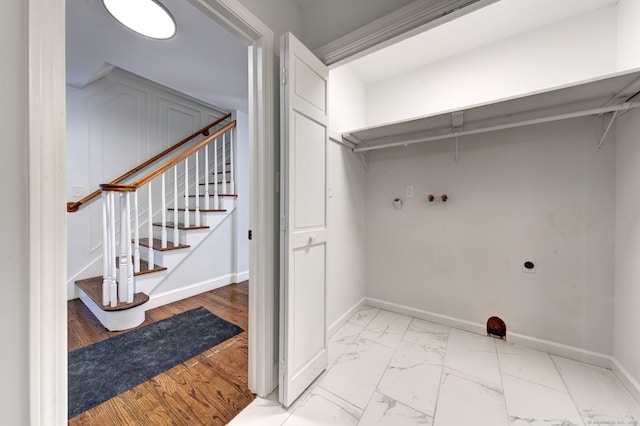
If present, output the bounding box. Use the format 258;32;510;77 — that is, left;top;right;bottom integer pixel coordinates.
552;355;640;424
319;338;395;409
360;310;411;348
443;328;502;390
228;390;291;426
283;386;362;426
359;392;433;425
376;324;448;416
496;340;567;392
402;318;450;348
349;306;381;328
433;369;509;426
502;373;584;426
329;322;364;366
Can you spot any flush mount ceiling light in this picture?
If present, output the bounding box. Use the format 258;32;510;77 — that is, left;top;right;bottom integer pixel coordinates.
103;0;176;40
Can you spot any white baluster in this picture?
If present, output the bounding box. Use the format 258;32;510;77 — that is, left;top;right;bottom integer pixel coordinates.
161;172;167;249
204;142;210;210
133;190;140;273
118;192;129;303
173;165;179;244
195;150;200;227
229;127;235;195
222;132;227;195
184;156;190;228
125;192;134;303
101;191;111;306
109;191;117;307
214;137;219;210
147;183;155;267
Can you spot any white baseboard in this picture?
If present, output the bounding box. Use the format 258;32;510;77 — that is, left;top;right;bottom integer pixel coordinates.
233;270;250;283
328;297;366;337
146;273;238;311
365;297;486;336
610;357;640;404
363;296;640;401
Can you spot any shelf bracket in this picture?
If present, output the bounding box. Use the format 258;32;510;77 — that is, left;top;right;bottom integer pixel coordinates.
357;151;369;171
598;109;619;150
451;111;464;162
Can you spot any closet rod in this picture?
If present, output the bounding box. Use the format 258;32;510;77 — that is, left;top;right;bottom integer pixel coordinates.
352;101;640;153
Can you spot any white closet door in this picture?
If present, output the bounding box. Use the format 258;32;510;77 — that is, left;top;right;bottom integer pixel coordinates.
279;32;329;407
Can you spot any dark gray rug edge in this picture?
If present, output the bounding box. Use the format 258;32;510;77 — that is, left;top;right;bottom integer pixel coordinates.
68;306;243;418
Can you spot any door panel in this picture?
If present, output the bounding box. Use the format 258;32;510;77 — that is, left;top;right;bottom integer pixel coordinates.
279;32;329;407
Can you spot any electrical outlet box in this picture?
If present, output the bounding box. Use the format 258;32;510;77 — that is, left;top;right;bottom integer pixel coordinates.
522;260;536;273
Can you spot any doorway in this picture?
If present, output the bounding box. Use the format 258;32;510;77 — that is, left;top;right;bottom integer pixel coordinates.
29;0;277;422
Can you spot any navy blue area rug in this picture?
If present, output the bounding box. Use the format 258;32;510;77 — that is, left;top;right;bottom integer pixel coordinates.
68;307;243;418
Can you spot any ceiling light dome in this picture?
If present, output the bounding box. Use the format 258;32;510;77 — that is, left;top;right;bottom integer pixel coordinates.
103;0;176;40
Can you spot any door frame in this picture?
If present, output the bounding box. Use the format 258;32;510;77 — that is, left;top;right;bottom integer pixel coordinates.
28;0;277;423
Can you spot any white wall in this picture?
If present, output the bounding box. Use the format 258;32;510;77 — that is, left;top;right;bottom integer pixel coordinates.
365;117;615;354
614;108;640;383
326;65;368;329
365;6;617;127
617;0;640;71
329;64;367;133
0;0;29;422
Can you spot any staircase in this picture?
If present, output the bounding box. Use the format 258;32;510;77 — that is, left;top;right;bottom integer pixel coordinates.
71;115;239;331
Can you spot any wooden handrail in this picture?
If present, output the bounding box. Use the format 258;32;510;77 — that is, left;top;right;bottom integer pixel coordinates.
96;121;236;193
67;113;233;212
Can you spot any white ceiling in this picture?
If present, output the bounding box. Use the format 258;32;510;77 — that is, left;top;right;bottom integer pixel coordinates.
66;0;249;112
67;0;618;113
347;0;618;84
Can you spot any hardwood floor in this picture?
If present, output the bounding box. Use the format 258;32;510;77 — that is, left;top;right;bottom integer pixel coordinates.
68;281;254;425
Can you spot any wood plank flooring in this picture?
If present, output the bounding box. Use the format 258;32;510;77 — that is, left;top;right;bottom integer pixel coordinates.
68;281;254;425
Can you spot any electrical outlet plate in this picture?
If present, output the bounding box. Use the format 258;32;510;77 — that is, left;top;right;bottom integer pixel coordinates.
406;185;414;198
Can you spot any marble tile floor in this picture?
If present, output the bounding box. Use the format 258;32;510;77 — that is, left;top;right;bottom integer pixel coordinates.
229;306;640;426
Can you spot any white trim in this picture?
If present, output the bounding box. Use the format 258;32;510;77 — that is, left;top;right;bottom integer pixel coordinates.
146;273;240;310
32;1;276;422
28;0;67;424
234;270;250;283
365;297;611;367
328;298;365;337
314;0;498;67
610;358;640;404
186;0;277;397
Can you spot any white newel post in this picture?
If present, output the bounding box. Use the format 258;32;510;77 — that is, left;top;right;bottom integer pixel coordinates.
229;127;235;194
101;191;112;306
118;193;129;303
109;191;117;307
125;192;134;303
133;190;140;273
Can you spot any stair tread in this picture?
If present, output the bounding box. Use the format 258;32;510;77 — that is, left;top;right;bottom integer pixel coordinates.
168;208;227;212
75;277;149;312
115;257;168;276
139;238;190;251
152;222;209;230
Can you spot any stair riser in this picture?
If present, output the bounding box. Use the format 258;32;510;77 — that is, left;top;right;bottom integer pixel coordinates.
79;289;145;331
151;227;209;246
